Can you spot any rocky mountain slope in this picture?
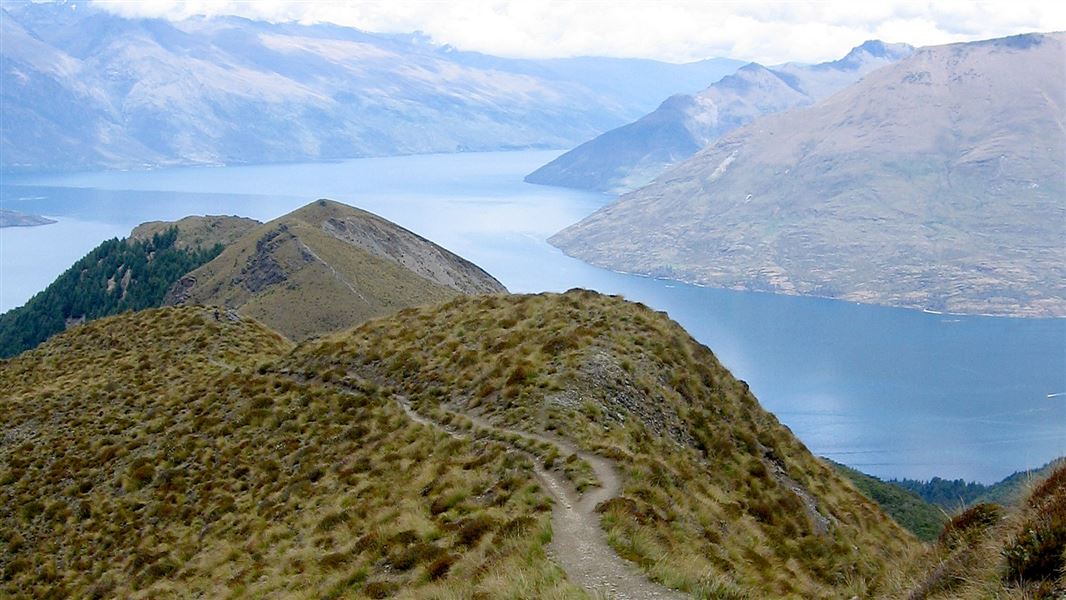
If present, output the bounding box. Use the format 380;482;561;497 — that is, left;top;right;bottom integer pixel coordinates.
1;290;927;598
0;2;742;173
526;40;913;193
168;199;506;340
0;217;253;358
551;33;1066;317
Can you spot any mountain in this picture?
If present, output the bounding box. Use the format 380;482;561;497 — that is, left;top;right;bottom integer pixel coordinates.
0;290;921;598
526;40;913;193
0;2;743;173
0;216;255;358
167;199;507;340
551;33;1066;317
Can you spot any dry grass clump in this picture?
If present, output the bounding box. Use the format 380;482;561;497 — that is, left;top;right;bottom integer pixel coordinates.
0;307;584;599
295;289;921;598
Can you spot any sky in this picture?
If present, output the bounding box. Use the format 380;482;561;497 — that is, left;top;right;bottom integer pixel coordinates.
86;1;1066;64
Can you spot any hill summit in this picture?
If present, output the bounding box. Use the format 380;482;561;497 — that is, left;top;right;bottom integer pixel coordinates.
167;199;506;340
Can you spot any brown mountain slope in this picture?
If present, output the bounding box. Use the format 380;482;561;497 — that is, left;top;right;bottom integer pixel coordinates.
551;32;1066;317
167;199;506;340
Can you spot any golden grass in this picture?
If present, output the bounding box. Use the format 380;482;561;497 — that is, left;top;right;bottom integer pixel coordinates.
295;289;923;598
0;307;584;599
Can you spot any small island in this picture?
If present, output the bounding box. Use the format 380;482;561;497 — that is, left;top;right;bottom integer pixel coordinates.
0;208;56;228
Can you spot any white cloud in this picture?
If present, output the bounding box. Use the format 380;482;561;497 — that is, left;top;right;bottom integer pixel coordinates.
88;0;1066;64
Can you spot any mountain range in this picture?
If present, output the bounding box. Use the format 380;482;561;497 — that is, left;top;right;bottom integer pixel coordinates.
551;33;1066;317
0;2;742;173
525;40;914;194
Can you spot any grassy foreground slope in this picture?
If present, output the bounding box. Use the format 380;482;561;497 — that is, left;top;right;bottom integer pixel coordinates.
0;307;578;599
295;290;921;598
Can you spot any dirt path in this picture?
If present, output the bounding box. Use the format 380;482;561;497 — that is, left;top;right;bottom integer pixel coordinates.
395;397;688;600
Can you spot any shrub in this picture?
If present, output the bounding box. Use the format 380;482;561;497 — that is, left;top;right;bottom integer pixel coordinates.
456;514;497;547
938;503;1003;548
1005;468;1066;583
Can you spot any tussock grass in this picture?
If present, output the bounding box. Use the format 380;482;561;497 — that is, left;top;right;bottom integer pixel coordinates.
295;289;922;598
0;306;584;599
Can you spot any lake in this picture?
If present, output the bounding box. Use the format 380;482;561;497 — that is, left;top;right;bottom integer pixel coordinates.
2;150;1063;483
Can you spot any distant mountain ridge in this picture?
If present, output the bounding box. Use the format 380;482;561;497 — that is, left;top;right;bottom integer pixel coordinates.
551;32;1066;317
0;2;743;173
526;40;913;193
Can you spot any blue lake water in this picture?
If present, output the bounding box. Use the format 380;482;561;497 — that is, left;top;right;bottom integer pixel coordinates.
2;150;1063;483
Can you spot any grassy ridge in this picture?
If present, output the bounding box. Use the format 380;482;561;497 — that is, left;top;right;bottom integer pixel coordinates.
295;290;921;598
0;307;582;599
20;290;1053;598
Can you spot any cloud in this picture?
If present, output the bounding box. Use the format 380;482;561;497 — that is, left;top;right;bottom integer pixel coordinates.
89;0;1066;64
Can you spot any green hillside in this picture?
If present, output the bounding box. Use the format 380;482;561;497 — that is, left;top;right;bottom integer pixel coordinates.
889;458;1066;511
829;461;947;542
